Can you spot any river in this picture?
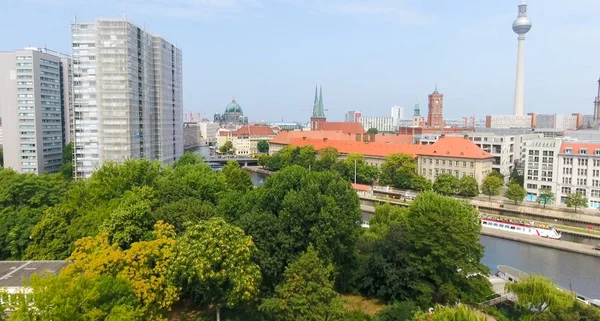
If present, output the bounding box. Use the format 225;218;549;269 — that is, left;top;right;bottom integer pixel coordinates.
189;147;600;299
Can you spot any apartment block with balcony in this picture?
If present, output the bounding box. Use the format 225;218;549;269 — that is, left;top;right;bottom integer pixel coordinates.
0;48;72;174
523;138;562;202
72;19;183;178
556;142;600;208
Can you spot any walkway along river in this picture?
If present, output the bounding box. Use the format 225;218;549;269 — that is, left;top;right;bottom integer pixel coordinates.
248;169;600;299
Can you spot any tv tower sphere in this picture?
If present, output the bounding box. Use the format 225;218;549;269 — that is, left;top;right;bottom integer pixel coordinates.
512;1;532;35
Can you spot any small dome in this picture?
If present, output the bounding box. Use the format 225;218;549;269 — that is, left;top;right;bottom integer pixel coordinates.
225;98;243;114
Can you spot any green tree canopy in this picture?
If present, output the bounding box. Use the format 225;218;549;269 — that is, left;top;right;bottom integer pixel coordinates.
173;217;260;321
59;142;73;180
7;274;142;321
412;175;432;192
488;170;505;181
219;140;234;154
538;188;555;208
257;140;269;153
332;153;379;185
506;275;574;316
432;174;459;196
379;153;417;189
174;151;204;168
481;174;504;201
260;245;345;321
315;147;339;171
509;168;524;187
406;192;489;305
564;192;588;212
237;166;362;292
367;128;379;134
221;160;253;192
153;197;215;233
457;176;479;197
506;183;527;204
375;301;420;321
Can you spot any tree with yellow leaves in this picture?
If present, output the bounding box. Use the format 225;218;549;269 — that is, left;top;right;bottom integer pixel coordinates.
63;221;179;320
172;217;261;321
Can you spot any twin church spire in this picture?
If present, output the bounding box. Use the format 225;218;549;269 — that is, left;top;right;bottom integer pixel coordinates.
312;85;326;118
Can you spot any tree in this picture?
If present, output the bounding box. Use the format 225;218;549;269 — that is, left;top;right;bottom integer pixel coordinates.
238;166;362;292
315;147;339;171
565;192;589;213
375;301;420;321
219;140;234;154
174;151;204;168
538;188;555;208
260;245;345;321
59;142;73;180
432;174;459;196
257;140;269;153
506;275;574;317
412;175;432;192
221;160;252;192
379;153;417;189
101;186;157;249
457;176;479;197
488;170;505;182
481;174;503;201
172;217;260;321
406;192;489;305
153;197;215;233
413;304;487;321
506;183;527;204
362;204;408;241
332;154;379;185
63;221;179;320
367;128;379;134
7;274;142;320
509;168;524;187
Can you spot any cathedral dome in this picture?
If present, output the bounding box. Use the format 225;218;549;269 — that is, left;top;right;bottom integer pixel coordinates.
225;98;243;114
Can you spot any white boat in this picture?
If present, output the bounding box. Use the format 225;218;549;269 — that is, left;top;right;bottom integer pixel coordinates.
481;216;561;240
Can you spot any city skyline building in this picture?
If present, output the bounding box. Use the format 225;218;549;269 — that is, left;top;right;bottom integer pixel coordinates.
512;0;532;116
0;47;72;174
214;97;248;128
427;86;444;128
72;18;183;179
593;77;600;124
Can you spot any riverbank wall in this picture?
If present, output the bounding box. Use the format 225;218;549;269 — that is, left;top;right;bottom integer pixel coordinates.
481;228;600;258
244;166;272;175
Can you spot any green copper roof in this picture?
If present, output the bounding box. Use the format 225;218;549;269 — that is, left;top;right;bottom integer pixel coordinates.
312;85;326;118
225;97;243;114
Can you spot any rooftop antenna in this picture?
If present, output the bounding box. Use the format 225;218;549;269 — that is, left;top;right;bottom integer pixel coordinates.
73;15;77;24
122;12;127;21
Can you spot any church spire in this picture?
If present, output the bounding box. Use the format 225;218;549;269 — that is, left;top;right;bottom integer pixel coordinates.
318;85;324;117
312;85;319;117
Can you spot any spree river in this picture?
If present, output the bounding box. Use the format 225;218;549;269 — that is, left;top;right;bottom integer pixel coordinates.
188;147;600;300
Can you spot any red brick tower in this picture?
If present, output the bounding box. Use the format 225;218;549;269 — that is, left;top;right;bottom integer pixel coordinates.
427;86;444;128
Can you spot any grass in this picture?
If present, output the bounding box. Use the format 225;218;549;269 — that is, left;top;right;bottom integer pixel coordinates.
342;295;387;317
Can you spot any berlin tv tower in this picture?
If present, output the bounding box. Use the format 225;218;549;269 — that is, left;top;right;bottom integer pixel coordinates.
512;0;532;116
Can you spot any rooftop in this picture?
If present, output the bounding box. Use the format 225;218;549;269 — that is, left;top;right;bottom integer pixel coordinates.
319;122;366;135
419;136;494;159
560;142;600;154
270;130;357;145
0;261;68;287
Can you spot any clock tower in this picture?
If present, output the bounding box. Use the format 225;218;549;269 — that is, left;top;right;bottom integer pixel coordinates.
427;86;444;128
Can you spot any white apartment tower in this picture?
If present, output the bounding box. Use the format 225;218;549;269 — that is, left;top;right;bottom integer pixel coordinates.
72;19;183;178
0;48;72;174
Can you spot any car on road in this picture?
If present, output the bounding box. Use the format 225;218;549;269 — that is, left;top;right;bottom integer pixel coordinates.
593;244;600;251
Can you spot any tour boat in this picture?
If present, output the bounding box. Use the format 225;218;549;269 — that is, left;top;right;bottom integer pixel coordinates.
481;216;561;240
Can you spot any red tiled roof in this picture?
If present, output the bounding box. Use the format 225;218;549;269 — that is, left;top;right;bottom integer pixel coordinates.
235;126;275;136
319;122;366;134
352;183;371;191
417;136;493;159
375;133;413;144
288;136;492;160
270;131;357;145
289;138;428;158
560;142;600;154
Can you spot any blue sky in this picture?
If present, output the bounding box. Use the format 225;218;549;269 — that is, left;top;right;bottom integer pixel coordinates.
2;0;599;122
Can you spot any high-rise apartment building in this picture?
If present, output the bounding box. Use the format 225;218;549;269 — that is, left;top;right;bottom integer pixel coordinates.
0;47;72;174
72;19;183;178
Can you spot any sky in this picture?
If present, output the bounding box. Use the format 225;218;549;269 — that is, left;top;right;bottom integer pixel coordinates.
1;0;599;122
